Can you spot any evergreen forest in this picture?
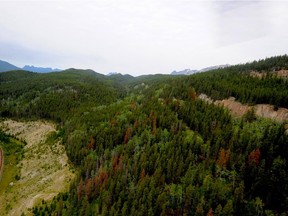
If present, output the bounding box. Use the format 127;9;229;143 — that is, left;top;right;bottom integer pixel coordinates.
0;55;288;215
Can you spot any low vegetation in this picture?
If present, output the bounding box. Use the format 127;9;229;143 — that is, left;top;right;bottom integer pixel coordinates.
0;129;24;193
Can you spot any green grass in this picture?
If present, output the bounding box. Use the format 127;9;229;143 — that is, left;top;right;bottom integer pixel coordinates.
0;136;25;194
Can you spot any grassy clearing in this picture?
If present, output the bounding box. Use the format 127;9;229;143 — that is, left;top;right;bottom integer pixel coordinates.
0;137;24;194
0;132;25;214
0;120;75;216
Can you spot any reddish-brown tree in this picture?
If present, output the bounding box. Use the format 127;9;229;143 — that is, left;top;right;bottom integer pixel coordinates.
87;136;95;150
217;148;230;168
140;169;145;181
248;149;261;167
188;87;197;101
85;178;92;200
77;178;83;201
124;127;132;144
152;116;157;135
207;208;214;216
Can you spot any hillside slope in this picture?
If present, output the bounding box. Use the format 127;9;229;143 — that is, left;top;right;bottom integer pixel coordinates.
198;94;288;122
0;120;75;216
0;69;120;122
170;55;288;108
0;55;287;215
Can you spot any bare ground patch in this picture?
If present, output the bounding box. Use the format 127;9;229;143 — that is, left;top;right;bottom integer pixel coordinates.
0;120;75;216
250;70;288;79
199;95;288;122
215;97;288;122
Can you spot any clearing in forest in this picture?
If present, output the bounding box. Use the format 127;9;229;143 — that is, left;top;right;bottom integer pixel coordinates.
0;120;75;216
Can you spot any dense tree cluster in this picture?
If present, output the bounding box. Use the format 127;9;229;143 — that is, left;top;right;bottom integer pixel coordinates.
0;69;121;122
0;55;287;215
33;89;288;216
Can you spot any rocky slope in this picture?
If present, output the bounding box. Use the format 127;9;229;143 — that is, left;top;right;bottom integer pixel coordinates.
199;94;288;122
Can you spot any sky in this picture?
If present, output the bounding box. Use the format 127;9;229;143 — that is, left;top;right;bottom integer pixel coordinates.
0;0;288;76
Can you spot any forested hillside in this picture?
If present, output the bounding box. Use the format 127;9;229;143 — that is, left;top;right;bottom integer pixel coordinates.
0;69;121;122
169;55;288;108
0;56;287;215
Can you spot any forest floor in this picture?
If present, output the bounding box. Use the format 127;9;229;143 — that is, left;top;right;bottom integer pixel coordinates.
0;120;75;216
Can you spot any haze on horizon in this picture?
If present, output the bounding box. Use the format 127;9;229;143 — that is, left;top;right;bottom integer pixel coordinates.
0;0;288;76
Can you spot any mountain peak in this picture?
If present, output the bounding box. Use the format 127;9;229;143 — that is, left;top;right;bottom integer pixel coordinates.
171;69;198;75
0;60;21;72
107;72;121;76
171;64;230;75
22;65;62;73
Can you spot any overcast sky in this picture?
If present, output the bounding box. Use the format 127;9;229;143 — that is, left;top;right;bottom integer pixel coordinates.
0;0;288;76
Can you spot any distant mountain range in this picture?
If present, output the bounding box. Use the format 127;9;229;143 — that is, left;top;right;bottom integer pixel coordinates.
1;59;230;76
107;72;121;76
171;69;198;75
22;65;61;73
0;60;62;73
0;60;21;72
171;64;230;75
